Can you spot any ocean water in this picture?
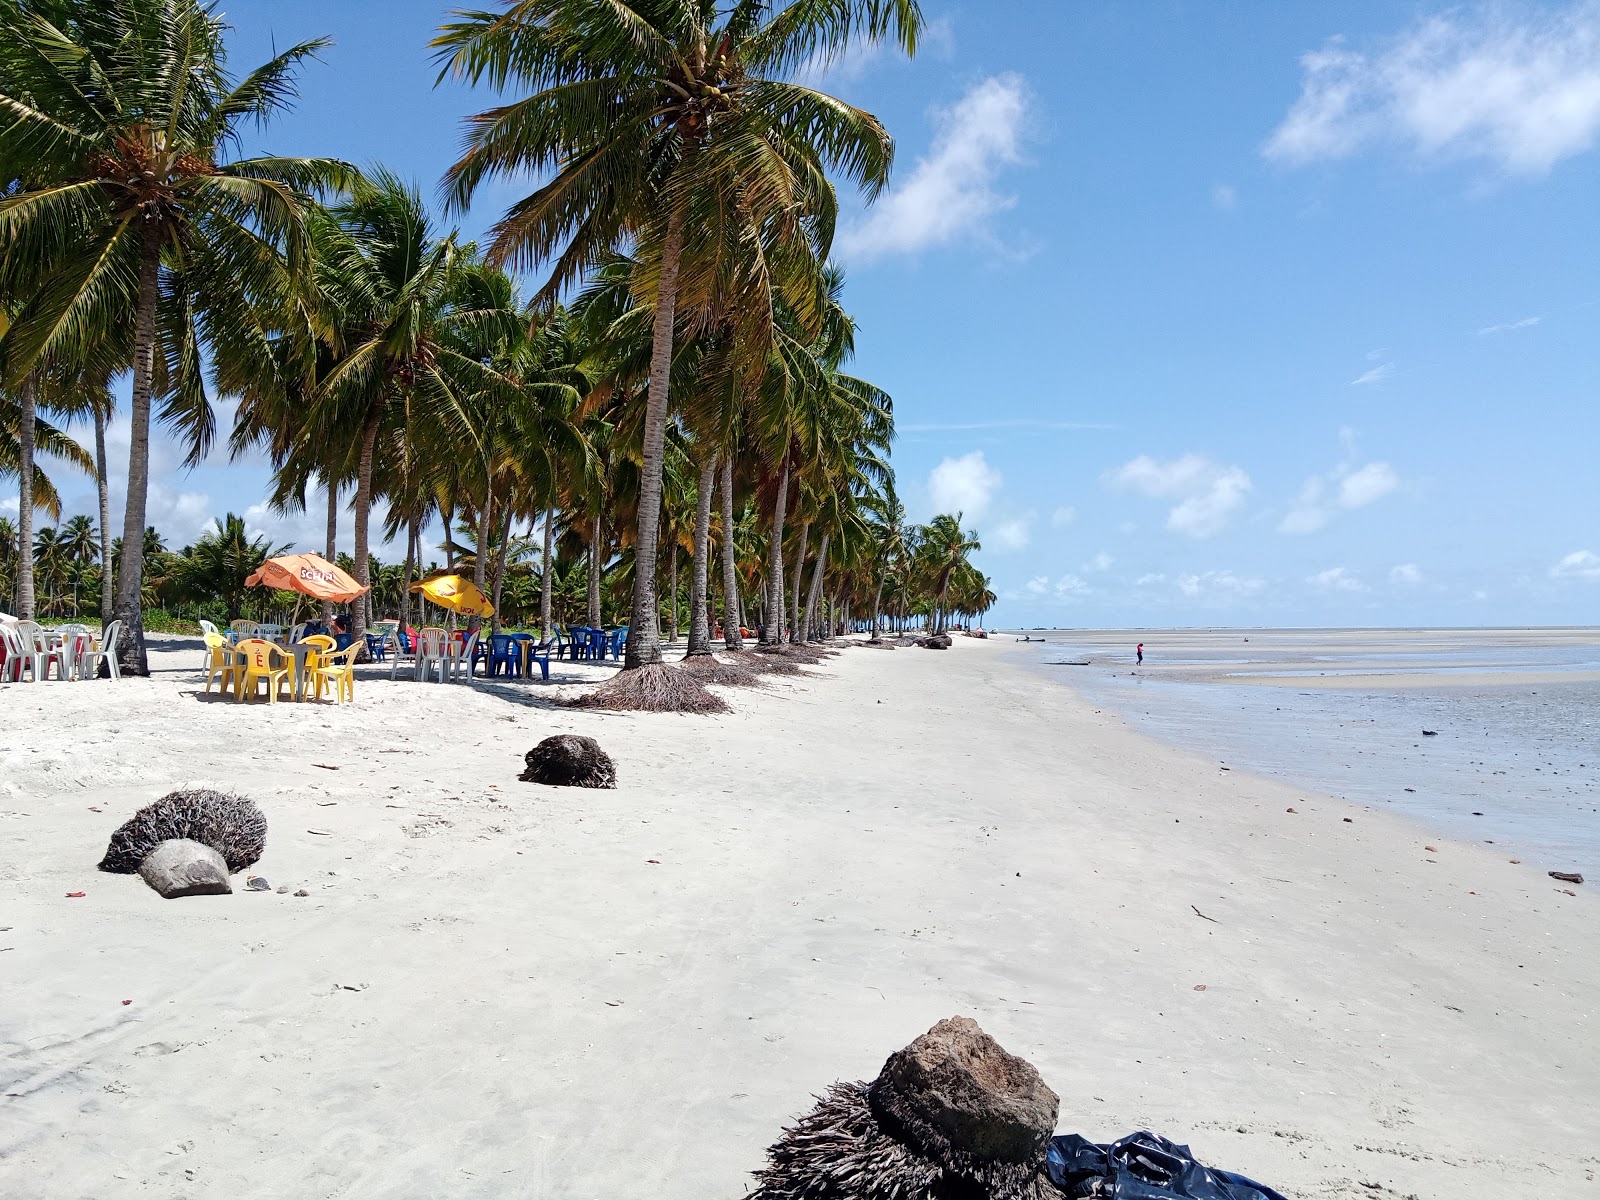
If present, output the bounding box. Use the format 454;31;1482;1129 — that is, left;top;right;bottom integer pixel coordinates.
1011;629;1600;876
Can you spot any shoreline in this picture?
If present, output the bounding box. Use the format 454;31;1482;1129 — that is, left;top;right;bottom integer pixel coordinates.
2;635;1595;1198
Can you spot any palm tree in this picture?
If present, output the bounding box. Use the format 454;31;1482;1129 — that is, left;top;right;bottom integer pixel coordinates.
170;513;289;623
295;173;519;653
918;512;981;635
434;0;920;697
0;0;352;673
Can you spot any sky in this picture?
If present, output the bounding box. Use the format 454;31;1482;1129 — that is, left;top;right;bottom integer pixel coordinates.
15;0;1599;628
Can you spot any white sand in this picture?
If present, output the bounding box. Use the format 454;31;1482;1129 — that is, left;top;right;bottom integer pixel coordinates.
1;635;1595;1198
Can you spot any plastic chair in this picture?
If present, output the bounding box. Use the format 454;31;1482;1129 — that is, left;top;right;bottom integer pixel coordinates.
228;620;260;645
235;638;292;703
452;631;481;684
297;634;336;700
310;643;361;705
521;634;553;683
76;621;121;681
255;623;284;645
487;633;521;679
609;627;629;661
15;621;55;680
203;632;237;696
386;629;415;680
415;627;449;683
0;624;28;682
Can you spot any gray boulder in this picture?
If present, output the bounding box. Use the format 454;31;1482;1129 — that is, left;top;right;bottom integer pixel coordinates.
139;839;233;899
520;735;617;789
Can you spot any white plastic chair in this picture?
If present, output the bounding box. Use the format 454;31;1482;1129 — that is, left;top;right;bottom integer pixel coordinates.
386;629;416;680
0;624;27;682
415;627;449;683
76;621;121;681
15;621;53;680
255;623;284;644
452;632;480;684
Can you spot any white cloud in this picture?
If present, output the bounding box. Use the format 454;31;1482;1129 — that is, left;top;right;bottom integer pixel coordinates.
1280;440;1401;534
1025;575;1049;595
1084;551;1114;572
1054;574;1089;597
1135;572;1166;587
1551;549;1600;580
1391;562;1425;585
1212;183;1238;210
989;512;1034;553
1265;4;1600;174
1176;570;1265;599
1478;315;1543;335
1309;566;1367;593
1108;453;1252;539
1050;505;1077;528
1350;363;1394;386
1338;461;1400;509
927;450;1002;520
837;73;1029;259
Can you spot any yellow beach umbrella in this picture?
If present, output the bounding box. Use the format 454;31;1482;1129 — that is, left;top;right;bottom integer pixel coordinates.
409;574;494;617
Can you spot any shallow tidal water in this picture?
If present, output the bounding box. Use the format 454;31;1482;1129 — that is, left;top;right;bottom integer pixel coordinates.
1012;629;1600;877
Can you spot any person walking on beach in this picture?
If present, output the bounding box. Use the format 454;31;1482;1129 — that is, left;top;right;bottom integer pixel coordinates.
1136;642;1143;666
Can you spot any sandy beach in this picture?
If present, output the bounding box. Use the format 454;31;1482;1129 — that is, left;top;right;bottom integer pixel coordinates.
2;635;1596;1199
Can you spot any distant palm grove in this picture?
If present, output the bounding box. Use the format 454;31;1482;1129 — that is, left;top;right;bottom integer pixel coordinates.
0;0;993;706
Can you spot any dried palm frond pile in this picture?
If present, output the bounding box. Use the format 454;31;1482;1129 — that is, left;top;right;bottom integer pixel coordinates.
750;1016;1060;1200
567;662;731;714
678;653;765;687
98;788;267;875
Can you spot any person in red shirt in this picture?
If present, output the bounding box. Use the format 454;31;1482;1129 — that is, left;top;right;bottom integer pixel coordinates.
1136;643;1144;665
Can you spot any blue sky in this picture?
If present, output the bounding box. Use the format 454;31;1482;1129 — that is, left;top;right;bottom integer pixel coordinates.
19;1;1599;627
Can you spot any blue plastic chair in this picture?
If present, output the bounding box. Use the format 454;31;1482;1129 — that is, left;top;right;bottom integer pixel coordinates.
365;633;386;662
523;635;552;682
608;627;628;660
488;633;521;678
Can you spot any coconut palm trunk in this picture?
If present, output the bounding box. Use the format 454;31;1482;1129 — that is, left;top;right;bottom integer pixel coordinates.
622;209;685;670
15;371;37;620
762;456;790;645
686;455;716;657
869;575;885;642
668;540;679;643
399;512;418;634
540;508;554;639
586;513;602;629
719;456;743;650
113;233;164;676
490;507;511;636
789;521;809;643
803;533;830;642
94;404;112;622
322;477;338;626
473;472;493;633
349;397;383;657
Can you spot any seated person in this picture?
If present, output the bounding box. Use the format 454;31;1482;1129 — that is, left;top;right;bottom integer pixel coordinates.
331;614;353;652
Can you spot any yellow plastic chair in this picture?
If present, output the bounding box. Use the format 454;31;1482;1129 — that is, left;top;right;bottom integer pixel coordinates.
296;634;336;700
235;638;292;703
203;632;238;696
310;643;361;705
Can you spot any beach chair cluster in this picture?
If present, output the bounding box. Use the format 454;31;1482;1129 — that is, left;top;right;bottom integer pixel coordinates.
0;620;122;683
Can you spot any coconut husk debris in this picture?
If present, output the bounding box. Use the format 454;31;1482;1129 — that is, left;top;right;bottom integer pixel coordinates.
519;735;617;788
677;652;766;687
751;1016;1060;1200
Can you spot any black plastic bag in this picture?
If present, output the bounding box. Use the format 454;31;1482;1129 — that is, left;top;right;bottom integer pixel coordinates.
1046;1131;1288;1200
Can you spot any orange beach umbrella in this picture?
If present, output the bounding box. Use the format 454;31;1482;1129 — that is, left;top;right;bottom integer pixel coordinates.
245;553;370;603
